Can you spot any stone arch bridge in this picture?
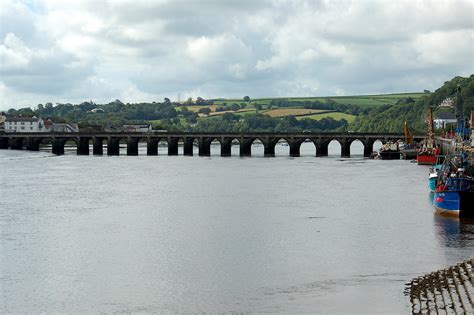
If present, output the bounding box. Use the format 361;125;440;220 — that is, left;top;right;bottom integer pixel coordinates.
0;132;424;157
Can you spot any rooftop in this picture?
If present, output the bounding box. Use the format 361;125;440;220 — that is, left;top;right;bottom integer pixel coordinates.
6;117;41;122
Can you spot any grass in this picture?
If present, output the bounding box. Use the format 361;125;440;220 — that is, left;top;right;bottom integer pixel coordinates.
211;92;426;107
264;108;331;118
296;112;357;122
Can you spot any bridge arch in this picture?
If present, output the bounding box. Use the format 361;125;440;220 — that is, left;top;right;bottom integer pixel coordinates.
240;137;266;157
349;138;365;157
327;139;342;157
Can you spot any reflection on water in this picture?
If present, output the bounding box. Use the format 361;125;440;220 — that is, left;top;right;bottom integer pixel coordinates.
434;215;474;248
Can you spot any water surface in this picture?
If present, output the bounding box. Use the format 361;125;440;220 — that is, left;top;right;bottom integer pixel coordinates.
1;143;473;313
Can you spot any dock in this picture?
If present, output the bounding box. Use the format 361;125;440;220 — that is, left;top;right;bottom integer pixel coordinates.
405;258;474;314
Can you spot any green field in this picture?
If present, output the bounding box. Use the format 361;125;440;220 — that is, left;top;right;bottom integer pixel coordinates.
212;92;426;107
296;112;357;122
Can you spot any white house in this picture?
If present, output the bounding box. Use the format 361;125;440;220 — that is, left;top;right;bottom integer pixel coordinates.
434;112;457;130
4;117;49;133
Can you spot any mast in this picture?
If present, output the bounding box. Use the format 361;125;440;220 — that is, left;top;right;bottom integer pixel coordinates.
427;107;434;149
455;85;467;140
404;121;414;145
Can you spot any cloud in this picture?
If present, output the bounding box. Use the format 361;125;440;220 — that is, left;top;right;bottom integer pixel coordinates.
0;0;473;109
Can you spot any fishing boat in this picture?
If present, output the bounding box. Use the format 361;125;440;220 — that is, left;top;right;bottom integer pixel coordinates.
428;155;445;192
417;107;439;165
432;86;474;217
378;141;401;160
433;157;474;217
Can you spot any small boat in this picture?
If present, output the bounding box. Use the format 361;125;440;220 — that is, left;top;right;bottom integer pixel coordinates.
417;107;439;165
378;142;401;160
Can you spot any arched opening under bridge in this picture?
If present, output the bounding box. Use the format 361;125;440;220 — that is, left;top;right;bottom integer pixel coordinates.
250;138;264;157
350;139;364;157
274;138;290;157
158;139;169;155
209;138;222;156
327;139;342;157
299;138;317;156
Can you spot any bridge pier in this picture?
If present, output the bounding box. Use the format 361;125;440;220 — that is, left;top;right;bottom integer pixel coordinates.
52;139;65;155
363;140;374;157
199;138;212;156
10;138;24;150
264;144;275;157
341;141;351;158
168;138;179;155
147;138;158;156
316;141;329;157
240;139;252;157
0;137;9;149
77;137;90;155
107;137;120;156
289;141;300;157
183;138;194;156
26;138;40;151
127;138;139;156
93;137;104;155
221;138;232;157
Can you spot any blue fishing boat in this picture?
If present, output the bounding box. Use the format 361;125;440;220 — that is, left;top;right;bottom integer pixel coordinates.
434;175;474;217
428;155;445;192
432;86;474;217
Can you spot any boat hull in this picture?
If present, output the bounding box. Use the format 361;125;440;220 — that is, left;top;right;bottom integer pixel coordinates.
429;177;437;192
433;191;474;217
379;151;401;160
417;154;437;165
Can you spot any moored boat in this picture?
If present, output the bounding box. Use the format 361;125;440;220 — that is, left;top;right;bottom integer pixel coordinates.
378;142;401;160
417;107;439;165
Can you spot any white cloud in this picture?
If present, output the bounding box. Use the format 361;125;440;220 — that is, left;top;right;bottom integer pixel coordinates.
0;0;473;109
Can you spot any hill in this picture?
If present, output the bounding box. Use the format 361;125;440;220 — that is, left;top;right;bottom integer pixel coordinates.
349;75;474;133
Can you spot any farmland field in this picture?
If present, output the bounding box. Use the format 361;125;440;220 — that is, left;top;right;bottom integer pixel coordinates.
264;108;331;118
296;112;357;122
211;92;426;107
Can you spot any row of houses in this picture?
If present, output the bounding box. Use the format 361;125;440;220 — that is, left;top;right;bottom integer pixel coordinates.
0;113;152;133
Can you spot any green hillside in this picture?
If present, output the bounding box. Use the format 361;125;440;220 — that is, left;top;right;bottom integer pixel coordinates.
349;75;474;133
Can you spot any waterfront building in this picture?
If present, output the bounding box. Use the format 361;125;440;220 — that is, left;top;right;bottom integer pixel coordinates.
4;117;49;133
434;112;457;129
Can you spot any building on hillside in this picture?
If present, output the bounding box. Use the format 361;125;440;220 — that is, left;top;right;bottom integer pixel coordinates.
4;117;49;133
122;124;152;132
52;123;79;132
434;112;457;129
439;97;454;108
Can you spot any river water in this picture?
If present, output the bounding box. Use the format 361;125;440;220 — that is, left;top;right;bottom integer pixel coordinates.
1;142;473;313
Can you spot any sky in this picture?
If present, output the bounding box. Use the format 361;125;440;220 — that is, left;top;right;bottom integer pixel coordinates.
0;0;473;109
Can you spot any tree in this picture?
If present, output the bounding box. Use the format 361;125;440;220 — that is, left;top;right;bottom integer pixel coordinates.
231;103;240;111
196;97;205;105
198;107;211;115
186;97;193;105
243;96;250;102
164;97;171;104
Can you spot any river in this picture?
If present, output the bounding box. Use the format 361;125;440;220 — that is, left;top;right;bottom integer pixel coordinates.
1;142;473;313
